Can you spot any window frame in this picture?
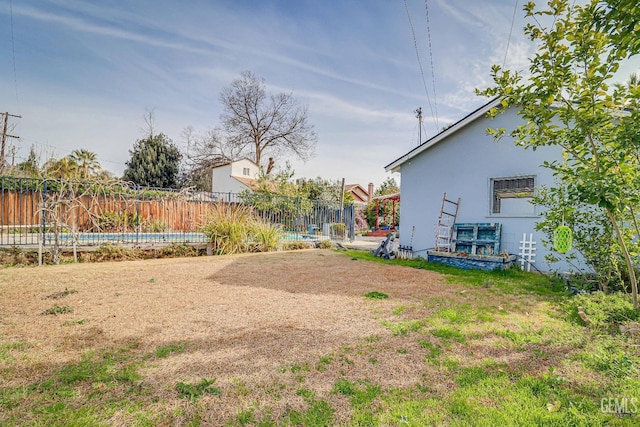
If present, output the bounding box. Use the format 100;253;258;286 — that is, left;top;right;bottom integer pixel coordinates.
489;175;537;217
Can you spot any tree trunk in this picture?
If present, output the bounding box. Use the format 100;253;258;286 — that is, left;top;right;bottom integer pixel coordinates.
607;209;639;309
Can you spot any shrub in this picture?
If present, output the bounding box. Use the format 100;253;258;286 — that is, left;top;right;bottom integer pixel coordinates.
282;241;312;250
316;239;333;249
252;221;282;252
91;244;141;261
0;248;38;266
200;203;254;255
145;219;168;233
157;243;199;258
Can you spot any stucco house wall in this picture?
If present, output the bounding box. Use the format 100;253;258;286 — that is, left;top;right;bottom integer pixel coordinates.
211;159;261;194
386;99;571;272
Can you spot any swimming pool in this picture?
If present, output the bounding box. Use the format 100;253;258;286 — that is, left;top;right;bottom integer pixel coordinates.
34;231;324;246
41;232;209;245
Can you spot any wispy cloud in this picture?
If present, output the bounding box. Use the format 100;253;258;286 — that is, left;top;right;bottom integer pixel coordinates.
433;0;512;32
12;3;425;105
283;88;416;125
10;4;216;56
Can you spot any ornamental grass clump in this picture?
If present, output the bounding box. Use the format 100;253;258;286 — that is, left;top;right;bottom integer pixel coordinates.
201;203;283;255
201;203;255;255
252;221;283;252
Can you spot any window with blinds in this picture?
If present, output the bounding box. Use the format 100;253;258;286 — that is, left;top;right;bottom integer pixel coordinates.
491;176;535;214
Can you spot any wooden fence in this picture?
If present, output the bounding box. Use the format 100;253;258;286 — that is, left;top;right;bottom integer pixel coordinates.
0;188;216;232
0;177;355;247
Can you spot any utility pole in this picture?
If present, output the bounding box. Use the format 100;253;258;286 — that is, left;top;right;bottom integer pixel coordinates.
339;177;345;223
415;107;423;146
1;112;21;171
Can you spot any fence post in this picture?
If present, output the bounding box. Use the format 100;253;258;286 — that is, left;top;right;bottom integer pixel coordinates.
296;196;301;239
347;203;355;241
136;184;140;245
42;180;47;248
38;200;43;266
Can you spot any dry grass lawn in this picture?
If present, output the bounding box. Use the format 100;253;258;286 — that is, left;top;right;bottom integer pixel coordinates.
0;250;459;424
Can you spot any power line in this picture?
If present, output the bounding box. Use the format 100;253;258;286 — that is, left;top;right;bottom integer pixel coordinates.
403;0;438;134
17;136;126;167
503;0;519;68
9;0;19;107
423;0;439;129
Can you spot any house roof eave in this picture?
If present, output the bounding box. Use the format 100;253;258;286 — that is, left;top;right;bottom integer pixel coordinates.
211;157;260;171
384;97;502;172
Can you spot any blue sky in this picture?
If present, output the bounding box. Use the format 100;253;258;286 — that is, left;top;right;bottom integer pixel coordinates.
1;0;638;189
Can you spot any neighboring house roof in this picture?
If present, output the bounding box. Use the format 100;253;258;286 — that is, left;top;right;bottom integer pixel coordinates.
211;158;260;171
385;97;502;173
232;176;260;190
345;183;370;203
233;176;280;192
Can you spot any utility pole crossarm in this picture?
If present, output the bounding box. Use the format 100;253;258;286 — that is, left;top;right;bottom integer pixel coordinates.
1;111;22;171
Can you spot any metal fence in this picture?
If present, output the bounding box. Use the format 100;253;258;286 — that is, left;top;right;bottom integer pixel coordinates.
0;176;355;249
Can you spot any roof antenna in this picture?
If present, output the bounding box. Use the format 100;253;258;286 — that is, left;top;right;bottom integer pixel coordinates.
415;107;423;146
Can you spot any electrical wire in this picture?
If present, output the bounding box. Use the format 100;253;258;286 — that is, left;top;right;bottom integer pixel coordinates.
16;137;125;168
9;0;19;107
403;0;438;134
503;0;519;69
423;0;439;129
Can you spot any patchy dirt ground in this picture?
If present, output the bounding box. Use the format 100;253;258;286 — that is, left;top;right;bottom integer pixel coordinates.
1;249;464;424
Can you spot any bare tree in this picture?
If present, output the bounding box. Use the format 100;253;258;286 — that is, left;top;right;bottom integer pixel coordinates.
219;71;317;169
38;178;100;264
180;127;244;190
140;107;156;138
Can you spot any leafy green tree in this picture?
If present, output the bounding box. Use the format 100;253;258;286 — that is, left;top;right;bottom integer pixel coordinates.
374;177;399;197
297;177;353;203
123;133;182;188
240;162;313;218
478;0;640;307
533;183;620;293
15;146;40;177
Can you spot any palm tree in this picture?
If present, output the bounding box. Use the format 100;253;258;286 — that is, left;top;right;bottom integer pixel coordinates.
70;149;100;179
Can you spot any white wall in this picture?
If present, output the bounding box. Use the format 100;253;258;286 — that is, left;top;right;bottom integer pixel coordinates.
395;106;573;272
229;159;260;179
212;164;238;193
211;159;260;194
